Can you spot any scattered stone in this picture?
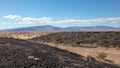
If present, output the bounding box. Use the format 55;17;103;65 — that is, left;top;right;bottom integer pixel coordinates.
34;58;39;60
27;56;34;60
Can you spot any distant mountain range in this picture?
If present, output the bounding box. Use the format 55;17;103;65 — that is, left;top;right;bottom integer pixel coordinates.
0;25;120;32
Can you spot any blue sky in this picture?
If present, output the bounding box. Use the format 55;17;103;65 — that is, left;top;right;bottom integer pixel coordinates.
0;0;120;29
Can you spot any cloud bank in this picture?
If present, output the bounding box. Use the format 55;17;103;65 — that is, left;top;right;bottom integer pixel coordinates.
56;17;120;24
2;14;120;24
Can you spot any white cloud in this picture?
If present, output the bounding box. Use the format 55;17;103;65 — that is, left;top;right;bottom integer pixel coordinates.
106;17;120;21
56;17;120;24
56;19;102;24
22;17;52;24
3;14;21;20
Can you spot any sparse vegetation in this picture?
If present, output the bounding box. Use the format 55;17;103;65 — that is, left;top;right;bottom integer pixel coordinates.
97;52;107;60
31;32;120;47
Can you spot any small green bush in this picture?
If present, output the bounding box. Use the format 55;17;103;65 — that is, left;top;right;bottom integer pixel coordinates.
97;52;107;60
115;42;120;48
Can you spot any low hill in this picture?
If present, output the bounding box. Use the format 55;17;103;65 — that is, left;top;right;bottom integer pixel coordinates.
31;32;120;48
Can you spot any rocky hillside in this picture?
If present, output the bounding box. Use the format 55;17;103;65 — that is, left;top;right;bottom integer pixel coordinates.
31;32;120;48
0;38;119;68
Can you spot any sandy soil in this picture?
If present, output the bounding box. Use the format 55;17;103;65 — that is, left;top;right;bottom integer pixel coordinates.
0;32;50;39
38;42;120;65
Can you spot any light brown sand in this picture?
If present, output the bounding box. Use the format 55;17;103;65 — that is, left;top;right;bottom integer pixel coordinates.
40;42;120;65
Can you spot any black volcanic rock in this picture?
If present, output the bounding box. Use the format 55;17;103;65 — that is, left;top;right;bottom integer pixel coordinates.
0;38;119;68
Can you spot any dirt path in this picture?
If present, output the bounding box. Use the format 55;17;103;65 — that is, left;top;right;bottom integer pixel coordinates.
37;42;120;65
